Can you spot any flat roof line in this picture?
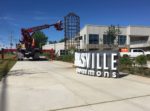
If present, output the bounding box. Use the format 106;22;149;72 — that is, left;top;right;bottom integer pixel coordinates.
84;24;150;28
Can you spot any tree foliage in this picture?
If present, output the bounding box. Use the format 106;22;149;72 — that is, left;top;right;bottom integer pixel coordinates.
32;31;48;48
105;25;121;45
49;40;57;44
59;38;69;43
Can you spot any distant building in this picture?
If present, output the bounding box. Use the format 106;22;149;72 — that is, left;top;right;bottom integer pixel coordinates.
42;42;65;56
78;25;150;51
43;25;150;55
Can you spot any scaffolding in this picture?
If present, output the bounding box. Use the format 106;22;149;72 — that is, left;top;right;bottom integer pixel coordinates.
64;12;80;50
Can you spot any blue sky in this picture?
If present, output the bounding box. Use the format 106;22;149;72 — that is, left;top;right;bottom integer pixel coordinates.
0;0;150;47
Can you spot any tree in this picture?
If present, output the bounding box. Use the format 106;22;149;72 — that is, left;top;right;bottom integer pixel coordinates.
59;38;68;43
105;25;121;45
49;40;57;44
32;31;48;48
59;38;65;43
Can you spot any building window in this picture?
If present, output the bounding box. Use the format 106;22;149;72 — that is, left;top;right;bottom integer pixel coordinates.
103;35;111;44
103;35;126;45
130;36;148;44
60;50;69;55
118;35;126;45
89;34;99;44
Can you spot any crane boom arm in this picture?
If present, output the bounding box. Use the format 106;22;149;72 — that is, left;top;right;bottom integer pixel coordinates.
26;24;52;33
20;21;63;49
24;21;63;33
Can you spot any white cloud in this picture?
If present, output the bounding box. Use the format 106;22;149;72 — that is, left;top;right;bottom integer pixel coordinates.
33;16;50;20
0;16;20;27
32;16;61;22
0;16;15;21
8;21;20;27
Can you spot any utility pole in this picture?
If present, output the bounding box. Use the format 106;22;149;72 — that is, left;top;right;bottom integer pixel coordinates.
10;32;13;49
116;24;120;51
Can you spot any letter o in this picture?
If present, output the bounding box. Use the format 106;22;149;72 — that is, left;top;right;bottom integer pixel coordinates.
96;71;102;77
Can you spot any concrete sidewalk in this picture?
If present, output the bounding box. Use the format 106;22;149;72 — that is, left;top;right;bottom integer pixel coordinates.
0;61;150;111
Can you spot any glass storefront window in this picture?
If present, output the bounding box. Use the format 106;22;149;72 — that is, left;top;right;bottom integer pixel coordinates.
89;34;99;44
118;35;126;45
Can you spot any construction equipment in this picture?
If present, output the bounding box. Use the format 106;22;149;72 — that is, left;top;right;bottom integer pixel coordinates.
17;21;63;60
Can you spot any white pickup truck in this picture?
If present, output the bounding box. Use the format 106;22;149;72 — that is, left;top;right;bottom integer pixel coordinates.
120;49;150;57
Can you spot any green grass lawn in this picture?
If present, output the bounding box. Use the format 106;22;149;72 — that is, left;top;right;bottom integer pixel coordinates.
0;54;16;81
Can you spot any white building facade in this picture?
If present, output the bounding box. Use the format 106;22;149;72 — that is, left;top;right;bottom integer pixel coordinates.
42;25;150;56
42;42;65;56
79;25;150;51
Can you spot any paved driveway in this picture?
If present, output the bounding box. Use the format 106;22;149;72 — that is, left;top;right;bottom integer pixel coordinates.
0;61;150;111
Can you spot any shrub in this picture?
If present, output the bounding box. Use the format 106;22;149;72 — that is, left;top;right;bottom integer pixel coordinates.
119;56;133;74
135;55;147;67
146;54;150;61
123;54;129;58
61;54;74;63
144;69;150;77
119;56;132;66
41;52;51;59
55;56;62;61
119;54;150;78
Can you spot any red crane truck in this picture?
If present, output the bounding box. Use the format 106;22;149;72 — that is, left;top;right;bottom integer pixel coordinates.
17;21;63;60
